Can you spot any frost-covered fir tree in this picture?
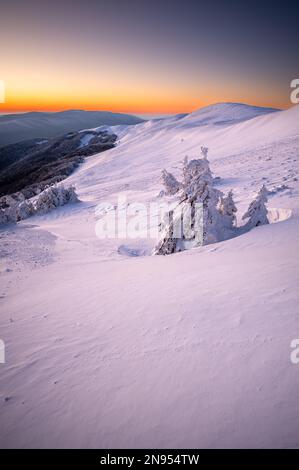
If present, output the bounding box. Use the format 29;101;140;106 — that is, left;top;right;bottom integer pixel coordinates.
219;190;237;229
242;185;269;229
34;184;78;214
181;155;213;200
161;169;180;196
155;152;227;255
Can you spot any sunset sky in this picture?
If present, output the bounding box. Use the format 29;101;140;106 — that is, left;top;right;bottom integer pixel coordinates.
0;0;297;115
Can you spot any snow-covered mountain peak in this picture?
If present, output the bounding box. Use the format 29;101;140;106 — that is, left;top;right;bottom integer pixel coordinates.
180;102;279;127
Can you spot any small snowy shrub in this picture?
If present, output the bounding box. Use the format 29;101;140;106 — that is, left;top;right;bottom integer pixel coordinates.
219;190;238;229
242;185;269;228
201;146;209;160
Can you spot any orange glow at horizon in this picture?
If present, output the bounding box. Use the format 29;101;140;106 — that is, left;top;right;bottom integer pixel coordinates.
0;81;290;115
0;24;291;115
0;38;291;115
0;1;295;116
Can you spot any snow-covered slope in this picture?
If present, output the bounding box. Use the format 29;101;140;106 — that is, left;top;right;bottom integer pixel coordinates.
0;103;298;448
65;104;299;208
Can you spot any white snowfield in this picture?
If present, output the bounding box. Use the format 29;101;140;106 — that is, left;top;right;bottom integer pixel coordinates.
0;103;299;448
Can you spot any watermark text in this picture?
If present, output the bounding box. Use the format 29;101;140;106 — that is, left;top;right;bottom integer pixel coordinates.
290;79;299;104
0;339;5;364
290;339;299;365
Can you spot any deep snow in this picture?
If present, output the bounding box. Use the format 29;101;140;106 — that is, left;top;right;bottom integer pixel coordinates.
0;103;299;448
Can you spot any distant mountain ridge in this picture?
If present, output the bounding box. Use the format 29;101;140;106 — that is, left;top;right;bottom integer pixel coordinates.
0;109;144;146
0;128;118;198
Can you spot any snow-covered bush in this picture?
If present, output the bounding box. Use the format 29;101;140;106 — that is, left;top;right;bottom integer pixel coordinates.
34;184;78;214
0;199;23;224
0;184;79;225
242;185;269;229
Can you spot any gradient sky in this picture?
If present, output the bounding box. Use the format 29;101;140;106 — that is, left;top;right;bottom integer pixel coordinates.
0;0;298;114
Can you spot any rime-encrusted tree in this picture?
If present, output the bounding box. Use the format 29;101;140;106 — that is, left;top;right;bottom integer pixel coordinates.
0;200;21;224
154;153;272;255
155;150;226;255
34;187;58;214
0;199;32;224
219;190;238;229
161;169;180;196
16;200;35;221
153;209;180;255
201;184;225;244
0;184;79;225
181;156;213;200
34;184;78;214
242;185;269;228
0;208;8;224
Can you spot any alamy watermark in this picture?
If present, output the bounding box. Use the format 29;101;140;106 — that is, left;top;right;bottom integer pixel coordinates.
290;79;299;104
94;195;203;242
290;339;299;365
0;339;5;364
0;80;5;103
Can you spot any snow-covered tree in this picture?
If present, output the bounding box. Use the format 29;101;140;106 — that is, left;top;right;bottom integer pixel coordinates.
242;185;269;228
155;154;226;254
0;200;19;224
0;184;79;225
181;156;213;200
161;169;180;196
0;208;9;225
219;190;237;229
16;200;35;221
153;209;180;255
34;184;78;214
